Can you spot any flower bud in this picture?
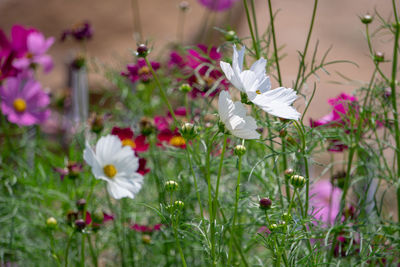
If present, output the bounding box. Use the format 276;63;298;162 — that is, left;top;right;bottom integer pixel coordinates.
165;180;179;192
66;210;78;224
225;30;237;42
142;234;152;244
92;211;105;224
67;161;82;178
179;83;192;93
76;198;86;211
179;1;189;11
137;44;149;58
174;200;185;210
234;145;246;156
90;113;104;134
282;212;292;222
75;219;86;231
284;168;294;180
286;136;297;146
360;14;373;24
259;198;272;210
181;123;197;140
269;223;278;231
46;217;58;229
374;52;384;63
290;175;306;188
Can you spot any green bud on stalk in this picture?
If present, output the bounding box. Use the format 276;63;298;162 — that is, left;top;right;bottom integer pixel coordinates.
165;180;179;192
234;144;246;156
290;175;306;188
181;123;197;140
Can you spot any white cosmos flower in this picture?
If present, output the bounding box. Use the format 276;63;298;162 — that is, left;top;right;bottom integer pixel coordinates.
220;45;300;120
218;90;260;140
83;135;143;199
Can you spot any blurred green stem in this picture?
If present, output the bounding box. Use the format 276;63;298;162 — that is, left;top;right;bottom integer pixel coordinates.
267;0;282;85
242;0;260;58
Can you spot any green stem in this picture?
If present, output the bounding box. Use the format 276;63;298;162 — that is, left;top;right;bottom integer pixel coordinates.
87;235;98;267
80;233;85;267
145;57;177;123
267;0;282;86
390;0;400;223
186;145;205;219
227;153;243;264
173;218;187;267
250;0;260;52
64;231;74;267
242;0;260;58
294;0;319;92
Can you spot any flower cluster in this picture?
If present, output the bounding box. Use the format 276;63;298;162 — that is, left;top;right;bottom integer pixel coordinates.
0;25;53;126
61;21;93;42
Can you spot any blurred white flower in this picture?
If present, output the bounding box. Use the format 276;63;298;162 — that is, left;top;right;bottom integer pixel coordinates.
218;91;260;139
220;45;300;120
83;135;143;199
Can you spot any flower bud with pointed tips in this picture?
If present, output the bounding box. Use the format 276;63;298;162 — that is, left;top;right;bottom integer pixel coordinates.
259;198;272;210
181;123;197;140
76;198;86;211
46;217;58;229
174;200;184;210
165;180;179;192
137;44;149;58
360;14;373;24
290;174;306;188
269;223;278;231
179;83;192;93
374;52;384;63
234;144;246;156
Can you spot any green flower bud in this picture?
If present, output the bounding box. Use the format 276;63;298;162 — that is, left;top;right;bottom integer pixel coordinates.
360;14;373;24
179;83;192;93
269;223;278;231
174;200;185;210
225;30;237;42
374;52;384;63
142;234;152;244
181;123;197;140
46;217;58;229
282;212;292;222
165;180;179;192
290;175;306;188
284;168;294;180
234;144;246;156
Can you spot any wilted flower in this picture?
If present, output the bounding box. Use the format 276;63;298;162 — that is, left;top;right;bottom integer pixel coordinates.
61;21;93;42
83;135;144;199
0;74;50;126
197;0;238;12
121;58;160;83
218;91;260;139
220;45;300;120
309;180;342;226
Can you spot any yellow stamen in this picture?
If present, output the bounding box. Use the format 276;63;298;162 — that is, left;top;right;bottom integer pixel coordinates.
103;164;117;178
256;90;261;94
122;138;136;149
138;66;150;75
26;52;33;59
13;98;27;112
203;76;215;87
169;136;186;147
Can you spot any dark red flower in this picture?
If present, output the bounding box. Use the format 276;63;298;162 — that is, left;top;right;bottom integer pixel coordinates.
130;223;163;233
121;58;160;83
157;128;186;149
138;158;150;175
61;21;93;42
111;126;149;152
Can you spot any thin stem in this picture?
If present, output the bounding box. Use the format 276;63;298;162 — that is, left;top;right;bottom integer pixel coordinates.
227;153;243;264
145;57;177;123
173;226;187;267
267;0;283;86
80;233;85;267
131;0;143;42
87;235;98;267
250;0;260;52
294;0;319;92
186;145;205;219
242;0;260;58
64;231;74;267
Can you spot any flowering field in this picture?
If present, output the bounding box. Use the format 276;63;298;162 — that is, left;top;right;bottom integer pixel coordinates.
1;0;400;266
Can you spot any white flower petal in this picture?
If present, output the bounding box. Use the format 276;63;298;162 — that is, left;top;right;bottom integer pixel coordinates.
232;45;245;72
218;91;234;123
83;142;107;181
250;57;267;78
96;135;124;164
107;173;143;199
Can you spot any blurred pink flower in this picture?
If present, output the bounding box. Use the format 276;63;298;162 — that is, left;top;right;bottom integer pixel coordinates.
130;223;163;233
309;180;342;226
198;0;238;11
0;74;50;126
0;25;37;58
121;58;160;83
13;32;54;73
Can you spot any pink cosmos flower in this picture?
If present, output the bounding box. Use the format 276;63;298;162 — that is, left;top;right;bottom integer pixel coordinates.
197;0;238;12
130;223;163;233
0;74;50;126
61;21;93;42
0;25;37;58
121;58;160;83
13;32;54;73
309;180;342;226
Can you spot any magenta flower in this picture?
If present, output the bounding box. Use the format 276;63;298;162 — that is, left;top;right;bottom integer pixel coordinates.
130;223;163;233
13;32;54;73
121;58;160;83
61;21;93;42
309;180;342;226
197;0;238;12
0;25;37;58
0;74;50;126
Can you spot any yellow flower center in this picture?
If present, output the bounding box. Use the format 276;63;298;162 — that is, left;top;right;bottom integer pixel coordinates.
202;76;215;87
169;136;186;147
13;98;27;112
138;66;150;75
256;90;261;94
26;52;34;59
103;164;117;178
122;138;136;149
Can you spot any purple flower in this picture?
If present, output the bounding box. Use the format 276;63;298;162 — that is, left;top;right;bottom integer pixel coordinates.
13;32;54;73
197;0;238;11
61;21;93;42
0;25;37;58
121;58;160;83
309;180;342;226
0;74;50;126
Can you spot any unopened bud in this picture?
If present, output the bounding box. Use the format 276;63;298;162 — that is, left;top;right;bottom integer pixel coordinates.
165;180;179;192
140;117;154;136
181;123;197;140
179;83;192;93
76;199;86;211
290;175;306;188
137;44;149;58
269;223;278;231
46;217;58;228
174;200;185;209
234;145;246;156
360;14;373;24
259;198;272;210
282;212;292;222
284;168;294;180
279;129;287;138
142;234;152;244
374;52;384;63
225;30;237;42
75;219;86;231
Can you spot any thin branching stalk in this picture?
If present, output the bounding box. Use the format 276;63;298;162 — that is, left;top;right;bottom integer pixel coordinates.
242;0;260;58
